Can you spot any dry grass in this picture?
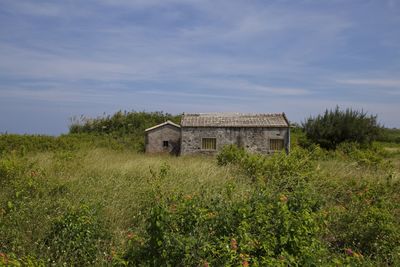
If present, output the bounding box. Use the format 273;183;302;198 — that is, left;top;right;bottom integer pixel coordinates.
2;145;399;264
29;149;251;246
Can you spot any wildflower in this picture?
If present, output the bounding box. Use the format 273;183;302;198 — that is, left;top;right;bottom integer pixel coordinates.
242;260;249;267
230;238;238;250
207;211;217;219
353;252;362;258
0;253;8;264
279;194;288;203
169;204;177;213
203;260;209;267
111;247;116;258
127;232;135;239
184;194;193;200
344;248;354;256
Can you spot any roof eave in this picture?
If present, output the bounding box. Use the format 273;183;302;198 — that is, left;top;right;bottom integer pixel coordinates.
282;112;290;127
145;120;181;132
181;125;289;128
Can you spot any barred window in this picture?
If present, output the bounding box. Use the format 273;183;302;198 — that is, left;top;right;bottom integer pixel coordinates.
202;138;216;150
270;139;284;151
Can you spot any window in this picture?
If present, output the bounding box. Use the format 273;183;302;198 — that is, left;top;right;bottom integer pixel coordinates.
202;138;216;150
270;139;284;151
163;141;169;148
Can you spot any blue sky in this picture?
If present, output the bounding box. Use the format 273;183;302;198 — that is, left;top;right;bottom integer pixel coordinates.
0;0;399;134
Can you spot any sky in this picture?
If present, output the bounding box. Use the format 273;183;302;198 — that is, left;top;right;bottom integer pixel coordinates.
0;0;399;135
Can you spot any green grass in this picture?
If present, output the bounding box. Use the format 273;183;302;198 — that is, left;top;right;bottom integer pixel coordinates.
45;149;250;236
1;149;252;263
1;143;400;265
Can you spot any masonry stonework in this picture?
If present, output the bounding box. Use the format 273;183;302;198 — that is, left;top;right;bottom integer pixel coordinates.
180;127;289;156
145;124;181;155
145;113;290;156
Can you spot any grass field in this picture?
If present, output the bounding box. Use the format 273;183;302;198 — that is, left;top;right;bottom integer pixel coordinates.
1;135;400;265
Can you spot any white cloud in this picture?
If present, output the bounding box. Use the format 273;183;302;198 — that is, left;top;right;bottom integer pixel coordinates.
5;1;63;16
337;79;400;87
196;79;310;96
1;0;399;133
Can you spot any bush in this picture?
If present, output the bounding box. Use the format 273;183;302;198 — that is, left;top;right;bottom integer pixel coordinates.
125;187;328;266
377;128;400;143
335;142;389;169
302;107;381;150
43;205;110;266
0;253;45;266
69;110;181;136
0;133;125;154
325;182;400;264
217;145;315;185
0;152;29;183
216;145;247;166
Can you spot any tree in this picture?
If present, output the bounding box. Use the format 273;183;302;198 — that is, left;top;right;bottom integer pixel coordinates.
302;107;381;149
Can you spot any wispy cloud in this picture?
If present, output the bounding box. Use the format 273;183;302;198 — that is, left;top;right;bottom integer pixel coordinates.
0;0;399;134
337;79;400;88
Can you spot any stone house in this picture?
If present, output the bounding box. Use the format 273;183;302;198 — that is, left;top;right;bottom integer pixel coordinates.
144;120;181;155
145;113;290;156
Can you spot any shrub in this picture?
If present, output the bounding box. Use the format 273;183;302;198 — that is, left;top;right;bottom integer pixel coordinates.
302;107;381;150
216;145;247;166
377;128;400;143
325;182;400;264
43;205;110;266
69;110;181;136
335;142;389;169
125;187;329;266
217;145;315;185
0;153;29;183
0;253;45;266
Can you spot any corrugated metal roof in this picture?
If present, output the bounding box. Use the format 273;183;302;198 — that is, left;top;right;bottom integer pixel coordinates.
181;113;289;128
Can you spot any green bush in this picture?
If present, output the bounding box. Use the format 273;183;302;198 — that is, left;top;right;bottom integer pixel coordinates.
0;133;126;154
0;157;56;260
335;142;389;169
217;145;315;185
326;182;400;264
377;128;400;143
0;253;45;266
302;107;381;150
0;152;29;183
125;187;328;266
43;205;110;266
216;144;247;166
69;110;181;136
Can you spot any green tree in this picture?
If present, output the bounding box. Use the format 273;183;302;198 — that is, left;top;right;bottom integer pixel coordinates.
302;107;381;149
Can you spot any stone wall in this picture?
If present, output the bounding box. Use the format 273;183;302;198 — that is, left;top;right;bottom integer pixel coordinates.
145;125;181;155
180;127;290;156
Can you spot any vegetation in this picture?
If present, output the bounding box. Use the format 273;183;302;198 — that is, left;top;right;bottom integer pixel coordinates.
69;110;181;135
0;111;181;154
377;127;400;144
1;109;399;266
302;107;381;149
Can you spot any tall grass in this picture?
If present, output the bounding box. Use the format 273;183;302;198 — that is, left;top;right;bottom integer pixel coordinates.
1;142;399;265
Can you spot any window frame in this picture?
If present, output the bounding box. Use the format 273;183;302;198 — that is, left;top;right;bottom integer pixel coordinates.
269;138;284;151
163;140;169;148
201;137;217;150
